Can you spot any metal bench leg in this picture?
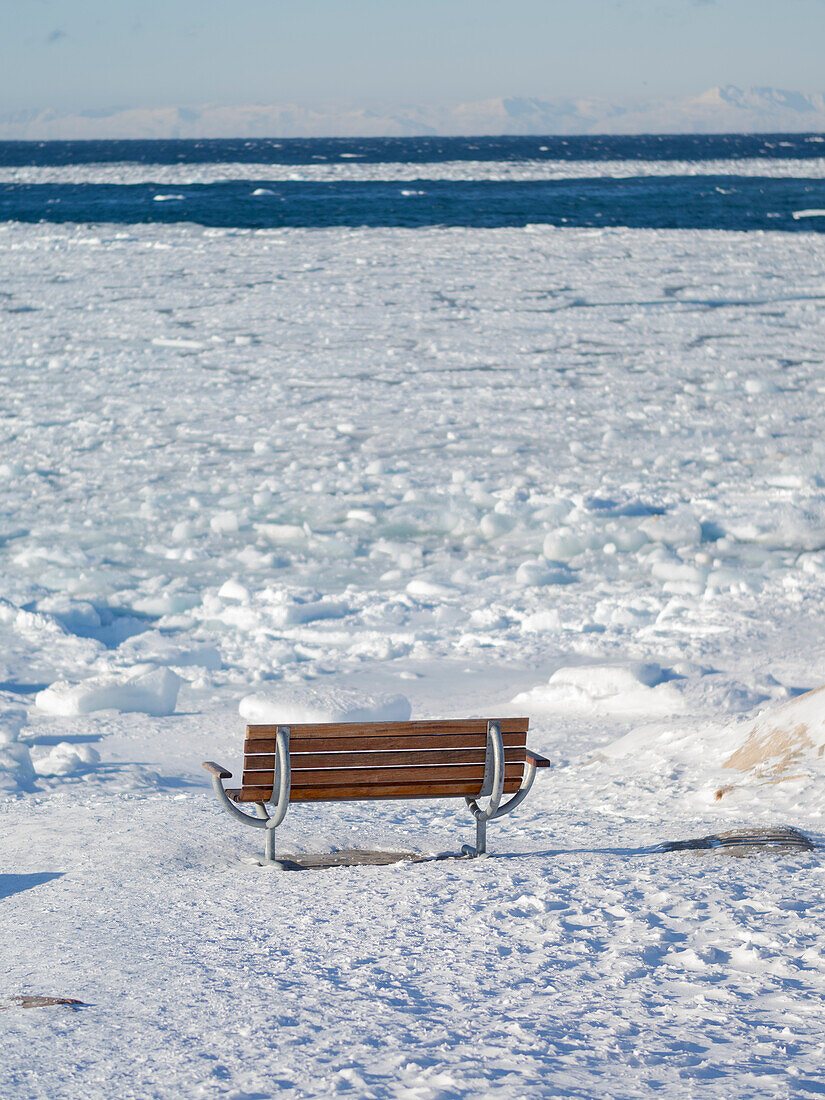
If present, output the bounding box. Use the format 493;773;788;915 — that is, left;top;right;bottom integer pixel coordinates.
462;722;541;857
202;726;292;866
261;726;292;864
475;816;487;857
265;827;277;863
462;720;504;857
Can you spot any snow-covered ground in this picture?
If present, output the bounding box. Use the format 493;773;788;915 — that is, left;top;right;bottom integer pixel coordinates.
2;219;825;1097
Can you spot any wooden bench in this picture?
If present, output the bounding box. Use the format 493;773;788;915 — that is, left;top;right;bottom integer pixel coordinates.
203;717;550;863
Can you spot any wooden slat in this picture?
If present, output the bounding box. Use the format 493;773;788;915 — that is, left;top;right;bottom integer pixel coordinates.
243;763;525;789
246;718;529;740
293;779;522;802
230;779;523;803
245;732;527;755
243;747;526;771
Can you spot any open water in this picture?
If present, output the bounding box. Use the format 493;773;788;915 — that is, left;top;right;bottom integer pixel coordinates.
1;134;824;230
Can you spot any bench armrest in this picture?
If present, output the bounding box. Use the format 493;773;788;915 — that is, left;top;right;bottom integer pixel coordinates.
202;761;232;779
526;749;551;769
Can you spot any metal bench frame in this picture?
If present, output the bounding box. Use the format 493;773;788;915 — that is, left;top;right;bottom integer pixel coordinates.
203;719;549;862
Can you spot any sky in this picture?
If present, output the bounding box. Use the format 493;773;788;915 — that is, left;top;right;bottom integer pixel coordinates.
4;0;825;113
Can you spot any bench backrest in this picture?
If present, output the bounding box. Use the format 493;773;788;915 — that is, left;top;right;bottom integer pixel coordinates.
239;718;529;803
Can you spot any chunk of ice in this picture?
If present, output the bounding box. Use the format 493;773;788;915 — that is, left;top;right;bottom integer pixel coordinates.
639;507;702;547
515;560;575;587
218;579;250;602
0;742;35;792
34;742;100;777
35;665;181;717
210;511;240;534
542;528;585;561
479;513;514;539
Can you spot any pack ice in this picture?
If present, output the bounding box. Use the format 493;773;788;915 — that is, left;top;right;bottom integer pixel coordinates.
2;217;825;1099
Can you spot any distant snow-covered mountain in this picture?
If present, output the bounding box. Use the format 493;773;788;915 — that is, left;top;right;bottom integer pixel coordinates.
2;86;825;140
610;85;825;136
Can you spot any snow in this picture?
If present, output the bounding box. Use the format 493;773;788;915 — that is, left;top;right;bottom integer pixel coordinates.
513;662;685;716
238;687;411;725
723;686;825;781
2;85;825;139
2;215;825;1096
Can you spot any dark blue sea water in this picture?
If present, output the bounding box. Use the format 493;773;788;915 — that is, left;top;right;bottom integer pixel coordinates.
2;135;824;231
3;177;824;232
2;134;824;166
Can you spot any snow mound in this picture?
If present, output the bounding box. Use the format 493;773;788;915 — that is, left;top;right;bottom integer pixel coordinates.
239;687;412;725
35;665;181;717
0;742;35;792
0;703;27;747
0;700;35;792
34;742;101;777
722;685;825;778
595;683;825;800
513;663;684;715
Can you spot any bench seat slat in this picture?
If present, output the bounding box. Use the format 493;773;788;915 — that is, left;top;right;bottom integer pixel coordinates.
246;718;528;740
228;778;523;803
245;732;527;755
244;747;526;771
243;762;526;789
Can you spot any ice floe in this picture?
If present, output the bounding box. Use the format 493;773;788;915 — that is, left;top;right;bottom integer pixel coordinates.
35;666;181;717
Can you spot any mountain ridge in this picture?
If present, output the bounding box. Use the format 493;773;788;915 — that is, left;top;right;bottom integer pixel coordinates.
2;86;825;140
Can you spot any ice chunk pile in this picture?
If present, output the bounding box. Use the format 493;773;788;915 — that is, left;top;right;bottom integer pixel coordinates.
35;666;181;717
2;221;825;807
